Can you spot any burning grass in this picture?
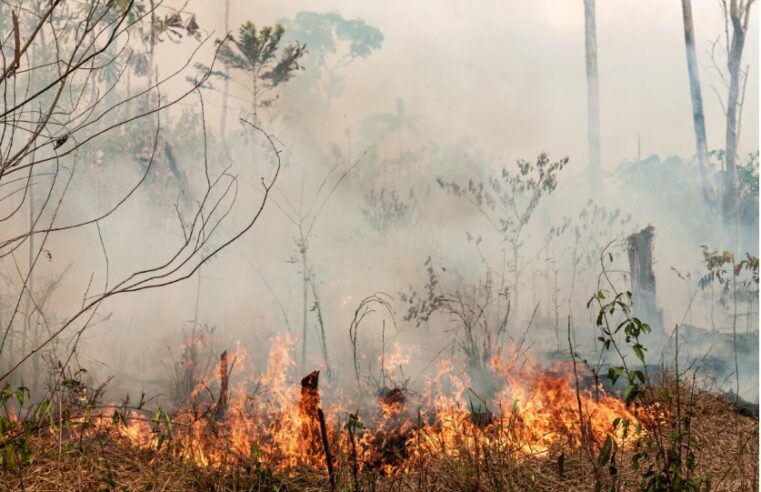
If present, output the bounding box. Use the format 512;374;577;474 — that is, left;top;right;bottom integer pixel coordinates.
84;335;646;475
0;389;756;491
0;334;757;490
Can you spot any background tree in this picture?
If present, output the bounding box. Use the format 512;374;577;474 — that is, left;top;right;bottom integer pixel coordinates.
737;151;759;238
719;0;755;238
566;200;632;349
197;22;306;125
220;0;232;140
438;153;568;314
362;98;420;160
681;0;716;205
0;1;280;397
279;11;383;115
699;248;759;401
583;0;601;192
275;147;367;378
361;187;419;235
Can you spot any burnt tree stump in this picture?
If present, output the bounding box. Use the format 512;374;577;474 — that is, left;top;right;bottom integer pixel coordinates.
300;370;323;456
299;370;336;488
627;225;663;330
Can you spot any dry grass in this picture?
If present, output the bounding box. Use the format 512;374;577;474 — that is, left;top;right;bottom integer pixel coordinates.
0;392;756;491
686;393;759;491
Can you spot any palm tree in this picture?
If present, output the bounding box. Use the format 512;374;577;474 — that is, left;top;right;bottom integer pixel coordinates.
363;97;419;159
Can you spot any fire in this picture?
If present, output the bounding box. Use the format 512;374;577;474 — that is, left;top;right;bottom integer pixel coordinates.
378;341;414;379
93;334;645;475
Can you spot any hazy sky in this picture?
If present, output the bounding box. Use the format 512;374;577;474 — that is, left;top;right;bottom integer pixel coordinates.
172;0;759;173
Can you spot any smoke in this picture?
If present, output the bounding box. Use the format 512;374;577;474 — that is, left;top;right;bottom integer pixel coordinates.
6;0;757;409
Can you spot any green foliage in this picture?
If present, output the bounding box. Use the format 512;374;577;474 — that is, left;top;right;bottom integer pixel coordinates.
737;151;759;227
361;98;420;153
589;256;711;491
400;257;509;371
361;187;419;234
572;199;632;271
280;12;383;69
0;385;30;407
151;407;173;451
589;287;651;405
399;257;448;327
0;385;36;471
438;153;568;247
218;23;305;86
346;412;365;433
710;149;759;231
697;247;758;401
698;247;759;306
438;152;568;311
195;21;306;119
617;154;722;248
108;3;201;77
275;11;383;130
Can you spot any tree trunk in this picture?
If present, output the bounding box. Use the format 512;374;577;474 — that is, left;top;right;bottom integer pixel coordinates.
723;0;753;243
731;261;740;402
149;0;156;92
681;0;716;205
220;0;230;144
300;237;309;375
309;272;332;379
583;0;601;191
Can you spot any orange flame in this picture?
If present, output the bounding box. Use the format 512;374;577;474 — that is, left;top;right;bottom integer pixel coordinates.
94;334;645;475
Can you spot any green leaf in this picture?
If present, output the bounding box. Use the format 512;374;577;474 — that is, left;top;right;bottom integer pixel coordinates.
623;384;639;405
633;344;646;363
607;366;624;385
631;370;647;384
631;452;641;471
250;442;264;458
598;435;613;465
15;386;29;405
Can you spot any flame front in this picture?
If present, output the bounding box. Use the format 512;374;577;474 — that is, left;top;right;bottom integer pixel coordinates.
100;334;644;475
